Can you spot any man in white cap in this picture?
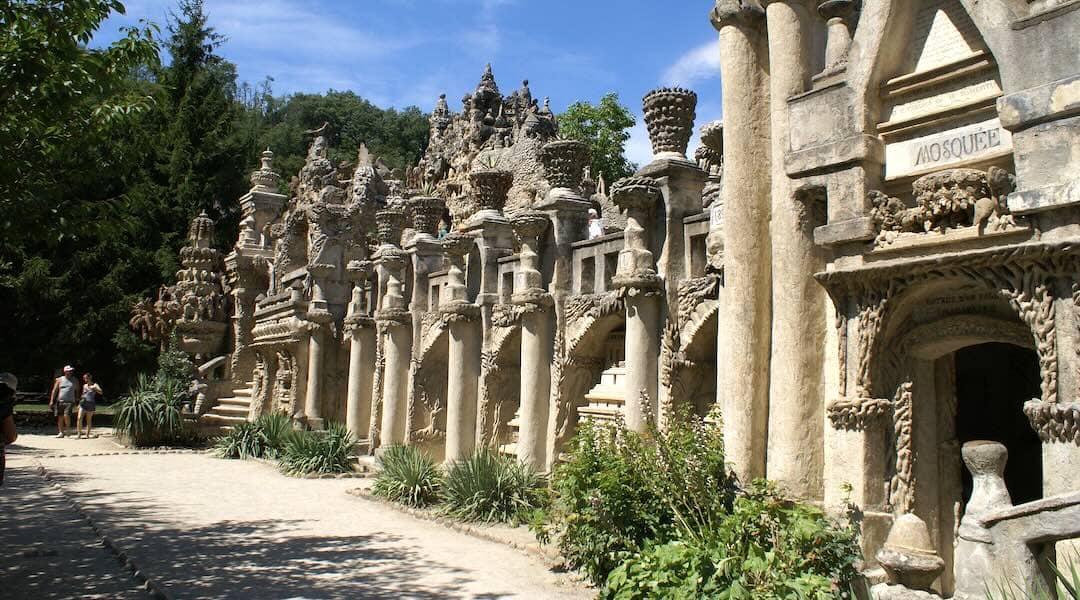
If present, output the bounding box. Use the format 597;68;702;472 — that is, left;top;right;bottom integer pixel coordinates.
49;365;80;438
1;372;18;486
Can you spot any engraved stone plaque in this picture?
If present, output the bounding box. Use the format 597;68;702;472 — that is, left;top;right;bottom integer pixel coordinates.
885;118;1012;179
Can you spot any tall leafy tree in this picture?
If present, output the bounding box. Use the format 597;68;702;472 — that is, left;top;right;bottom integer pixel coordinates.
557;93;637;186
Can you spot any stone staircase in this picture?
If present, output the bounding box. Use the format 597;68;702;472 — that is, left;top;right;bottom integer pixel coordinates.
200;383;254;432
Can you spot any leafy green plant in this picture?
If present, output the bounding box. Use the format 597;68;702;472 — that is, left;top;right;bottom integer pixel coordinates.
114;373;194;446
213;421;271;459
278;421;358;475
441;448;546;523
540;414;735;585
601;481;861;600
372;444;442;508
255;411;296;458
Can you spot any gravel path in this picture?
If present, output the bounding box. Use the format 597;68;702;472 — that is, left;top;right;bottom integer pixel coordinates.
2;433;592;599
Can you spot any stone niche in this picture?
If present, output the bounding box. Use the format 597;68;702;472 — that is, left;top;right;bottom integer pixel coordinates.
878;0;1012;186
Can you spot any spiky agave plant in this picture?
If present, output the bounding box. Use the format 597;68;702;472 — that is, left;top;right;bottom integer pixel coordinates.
255;411;295;458
372;444;442;508
441;448;546;523
213;421;271;459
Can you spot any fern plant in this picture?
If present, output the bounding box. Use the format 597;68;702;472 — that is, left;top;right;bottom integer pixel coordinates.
372;444;442;508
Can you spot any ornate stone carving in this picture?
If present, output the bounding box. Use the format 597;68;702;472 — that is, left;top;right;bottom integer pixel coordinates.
676;275;721;328
408;196;445;238
710;0;766;30
870;167;1020;247
642;87;697;159
375;206;406;247
367;331;385;453
1024;400;1080;445
540;139;589;191
611;177;663;292
250;148;281;191
167;212;229;359
695;120;724;208
888;381;915;514
470;168;513;213
826;396;892;430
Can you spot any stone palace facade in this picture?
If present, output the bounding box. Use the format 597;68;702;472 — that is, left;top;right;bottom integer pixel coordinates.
148;1;1080;597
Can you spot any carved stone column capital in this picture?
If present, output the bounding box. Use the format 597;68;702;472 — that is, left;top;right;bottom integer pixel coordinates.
611;176;662;213
643;87;698;161
441;231;474;258
510;211;550;241
470;169;513;214
710;0;766;31
1024;400;1080;445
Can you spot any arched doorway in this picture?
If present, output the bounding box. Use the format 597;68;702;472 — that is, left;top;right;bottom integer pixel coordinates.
955;342;1042;507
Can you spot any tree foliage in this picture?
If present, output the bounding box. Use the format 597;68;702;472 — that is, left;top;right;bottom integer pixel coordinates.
557;92;637;186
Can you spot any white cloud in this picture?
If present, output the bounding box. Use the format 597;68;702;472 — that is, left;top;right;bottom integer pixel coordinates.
661;40;720;88
624;121;652;169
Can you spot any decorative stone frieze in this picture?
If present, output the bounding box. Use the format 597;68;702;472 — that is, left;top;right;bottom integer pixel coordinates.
826;396;892;430
1024;400;1080;445
540;140;589;192
642;87;697;160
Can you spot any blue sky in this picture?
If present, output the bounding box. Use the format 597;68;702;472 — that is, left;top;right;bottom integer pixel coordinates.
98;0;723;167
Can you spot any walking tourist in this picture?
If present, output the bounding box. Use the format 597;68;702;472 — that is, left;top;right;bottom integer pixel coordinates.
77;373;102;439
49;365;80;438
587;208;604;240
0;372;18;486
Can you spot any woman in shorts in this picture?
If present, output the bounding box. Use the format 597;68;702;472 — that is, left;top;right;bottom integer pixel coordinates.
77;373;102;439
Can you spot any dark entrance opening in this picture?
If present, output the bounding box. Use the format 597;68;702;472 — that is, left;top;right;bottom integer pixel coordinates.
955;342;1043;506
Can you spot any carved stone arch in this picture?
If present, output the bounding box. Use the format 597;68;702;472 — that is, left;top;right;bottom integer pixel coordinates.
551;294;626;458
477;323;522;448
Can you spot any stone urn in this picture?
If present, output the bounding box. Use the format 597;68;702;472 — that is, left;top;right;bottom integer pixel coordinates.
375;205;406;247
876;513;945;592
470;169;513;212
643;87;697;160
409;196;446;238
962;440;1012;516
540;139;589;192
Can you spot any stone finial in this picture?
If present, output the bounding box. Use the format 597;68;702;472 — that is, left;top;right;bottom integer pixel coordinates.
375;206;406;247
876;513;945;592
643;87;698;160
470;169;513;213
819;0;856;71
188;211;215;250
408;196;446;238
250;148;282;191
540;139;589;191
611;177;662;213
710;0;766;31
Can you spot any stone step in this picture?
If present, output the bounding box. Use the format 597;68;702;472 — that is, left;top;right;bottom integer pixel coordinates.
200;413;248;426
211;405;250;417
584;390;624;404
216;397;251;408
231;389;252;398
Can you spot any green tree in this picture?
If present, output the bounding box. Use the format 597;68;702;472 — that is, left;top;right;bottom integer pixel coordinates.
557;92;637;186
0;0;160;240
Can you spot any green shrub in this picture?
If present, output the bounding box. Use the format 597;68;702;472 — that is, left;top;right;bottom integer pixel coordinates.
541;415;735;585
372;444;442;508
115;373;195;446
602;481;860;600
441;448;546;523
278;421;358;475
255;411;296;458
214;421;271;459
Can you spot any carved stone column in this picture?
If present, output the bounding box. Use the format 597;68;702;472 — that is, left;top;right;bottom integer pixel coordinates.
818;0;855;74
612;177;663;433
441;232;481;461
763;0;825;500
374;207;412;448
345;260;375;440
711;0;772;482
304;264;335;430
512;211;553;470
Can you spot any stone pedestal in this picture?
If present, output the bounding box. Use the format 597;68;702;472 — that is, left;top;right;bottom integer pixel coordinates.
711;1;771;482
